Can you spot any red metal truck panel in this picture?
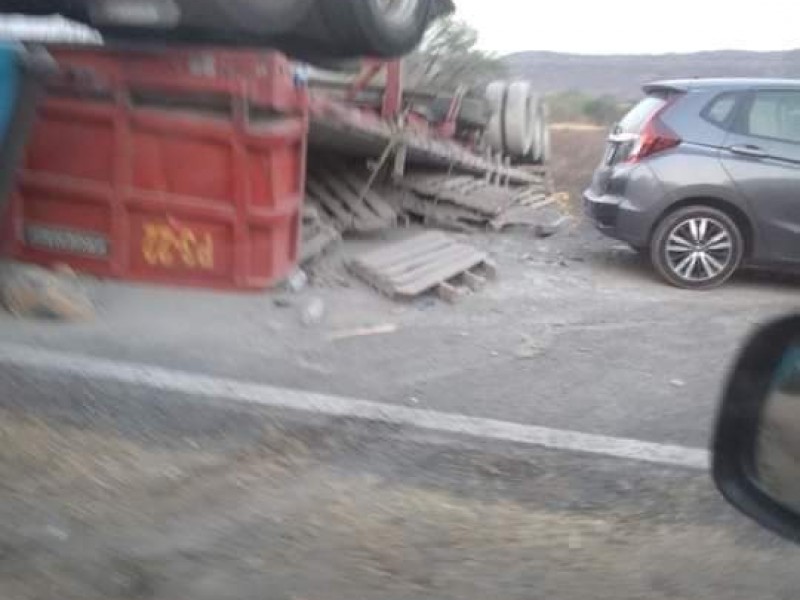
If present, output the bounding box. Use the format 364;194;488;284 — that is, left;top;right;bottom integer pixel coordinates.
4;47;308;290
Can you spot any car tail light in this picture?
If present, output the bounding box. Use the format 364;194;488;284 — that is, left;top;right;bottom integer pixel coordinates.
626;101;682;163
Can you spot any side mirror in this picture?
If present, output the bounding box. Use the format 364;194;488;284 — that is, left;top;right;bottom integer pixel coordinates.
713;314;800;543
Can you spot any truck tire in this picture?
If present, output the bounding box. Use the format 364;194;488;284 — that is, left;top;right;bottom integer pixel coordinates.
539;100;552;164
485;81;506;113
320;0;435;57
526;94;544;162
504;81;535;156
89;0;313;38
527;96;550;164
199;0;313;35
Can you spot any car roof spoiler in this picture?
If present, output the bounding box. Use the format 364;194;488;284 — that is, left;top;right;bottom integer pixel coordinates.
643;82;689;96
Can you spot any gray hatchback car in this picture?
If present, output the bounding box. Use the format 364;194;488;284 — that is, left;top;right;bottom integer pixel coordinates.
585;78;800;289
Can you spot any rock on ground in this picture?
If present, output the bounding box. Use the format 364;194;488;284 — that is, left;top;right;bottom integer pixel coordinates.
0;262;94;321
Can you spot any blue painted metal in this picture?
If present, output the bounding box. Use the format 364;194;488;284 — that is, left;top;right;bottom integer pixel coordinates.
0;41;22;162
0;42;54;226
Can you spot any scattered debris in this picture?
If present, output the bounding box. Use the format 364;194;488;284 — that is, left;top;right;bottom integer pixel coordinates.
515;343;544;360
273;296;294;308
300;297;326;326
328;323;398;341
282;268;309;293
515;330;556;359
44;525;70;542
534;216;573;239
568;531;583;550
0;263;94;321
349;231;496;302
490;200;556;231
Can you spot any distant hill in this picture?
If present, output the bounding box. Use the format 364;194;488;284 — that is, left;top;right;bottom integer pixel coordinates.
505;50;800;99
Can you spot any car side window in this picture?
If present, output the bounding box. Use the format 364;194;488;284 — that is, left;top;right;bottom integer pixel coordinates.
747;90;800;144
704;93;738;129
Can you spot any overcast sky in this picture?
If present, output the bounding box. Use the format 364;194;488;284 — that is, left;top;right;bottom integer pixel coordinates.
455;0;800;55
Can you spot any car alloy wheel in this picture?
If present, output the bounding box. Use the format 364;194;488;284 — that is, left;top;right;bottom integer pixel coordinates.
651;206;744;290
665;217;733;282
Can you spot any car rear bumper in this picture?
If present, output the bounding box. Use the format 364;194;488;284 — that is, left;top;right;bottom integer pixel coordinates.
583;188;652;248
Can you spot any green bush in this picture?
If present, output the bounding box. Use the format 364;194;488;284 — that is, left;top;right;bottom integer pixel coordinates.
547;91;629;126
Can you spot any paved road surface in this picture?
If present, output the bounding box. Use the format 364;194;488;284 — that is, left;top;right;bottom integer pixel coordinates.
1;362;799;600
1;225;799;598
0;225;796;450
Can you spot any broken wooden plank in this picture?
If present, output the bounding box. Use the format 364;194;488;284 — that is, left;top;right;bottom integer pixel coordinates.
327;324;398;341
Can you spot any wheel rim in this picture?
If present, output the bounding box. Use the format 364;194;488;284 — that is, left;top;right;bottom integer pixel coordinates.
374;0;419;24
665;217;734;283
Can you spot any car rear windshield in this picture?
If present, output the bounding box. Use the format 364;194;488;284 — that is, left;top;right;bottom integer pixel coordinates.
618;95;668;133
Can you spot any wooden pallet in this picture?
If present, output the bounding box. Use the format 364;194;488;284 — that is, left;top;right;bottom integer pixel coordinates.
300;204;341;264
385;173;553;232
382;187;487;233
400;174;542;218
349;231;496;302
306;161;397;233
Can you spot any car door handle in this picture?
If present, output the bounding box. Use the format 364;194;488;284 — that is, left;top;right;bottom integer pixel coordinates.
729;144;768;158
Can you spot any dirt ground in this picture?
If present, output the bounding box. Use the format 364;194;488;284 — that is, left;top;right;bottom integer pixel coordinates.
549;124;608;210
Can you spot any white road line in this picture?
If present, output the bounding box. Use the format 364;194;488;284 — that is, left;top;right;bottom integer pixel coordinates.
0;342;709;470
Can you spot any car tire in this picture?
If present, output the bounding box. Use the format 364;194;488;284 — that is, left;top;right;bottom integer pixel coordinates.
199;0;313;35
319;0;434;58
88;0;315;43
651;206;744;290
